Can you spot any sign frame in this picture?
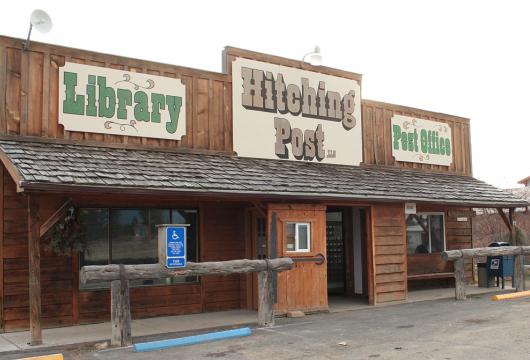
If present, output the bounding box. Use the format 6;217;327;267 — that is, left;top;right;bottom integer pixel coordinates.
231;57;363;166
405;203;417;215
59;62;186;140
157;224;190;269
391;115;453;166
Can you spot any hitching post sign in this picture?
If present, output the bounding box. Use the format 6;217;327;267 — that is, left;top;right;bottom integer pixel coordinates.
157;224;189;268
232;58;362;166
391;115;453;166
59;62;186;140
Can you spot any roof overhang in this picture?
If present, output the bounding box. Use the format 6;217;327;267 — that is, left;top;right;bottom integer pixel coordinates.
17;182;527;208
0;138;527;209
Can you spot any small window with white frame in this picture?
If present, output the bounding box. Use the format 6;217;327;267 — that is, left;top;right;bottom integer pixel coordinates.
286;222;311;252
406;213;445;254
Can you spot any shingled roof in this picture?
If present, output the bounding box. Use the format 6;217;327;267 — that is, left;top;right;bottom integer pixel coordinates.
0;139;526;207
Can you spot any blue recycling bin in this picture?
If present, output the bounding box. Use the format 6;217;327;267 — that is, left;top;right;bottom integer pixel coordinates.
486;242;513;289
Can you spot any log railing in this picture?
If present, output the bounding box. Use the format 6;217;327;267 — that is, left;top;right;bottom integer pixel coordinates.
80;258;294;347
441;246;529;300
291;253;325;265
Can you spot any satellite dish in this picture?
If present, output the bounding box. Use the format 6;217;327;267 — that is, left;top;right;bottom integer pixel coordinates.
30;9;53;33
23;9;53;50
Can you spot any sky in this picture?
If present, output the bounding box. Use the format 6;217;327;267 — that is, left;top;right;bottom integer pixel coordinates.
1;0;529;188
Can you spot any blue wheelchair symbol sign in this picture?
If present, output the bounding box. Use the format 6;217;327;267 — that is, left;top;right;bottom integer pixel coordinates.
166;226;186;268
166;227;186;258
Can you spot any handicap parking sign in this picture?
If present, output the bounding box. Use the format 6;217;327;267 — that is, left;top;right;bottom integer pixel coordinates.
166;226;187;268
167;257;186;268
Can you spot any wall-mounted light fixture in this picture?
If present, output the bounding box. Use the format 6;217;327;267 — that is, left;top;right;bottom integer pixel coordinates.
23;9;53;51
301;46;323;66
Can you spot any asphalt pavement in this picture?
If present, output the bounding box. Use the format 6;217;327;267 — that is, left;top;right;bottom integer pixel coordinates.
3;293;530;360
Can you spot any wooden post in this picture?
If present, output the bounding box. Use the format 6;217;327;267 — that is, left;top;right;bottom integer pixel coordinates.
28;195;42;345
509;208;516;244
257;269;274;327
79;258;294;338
514;252;525;292
454;258;466;300
111;264;131;347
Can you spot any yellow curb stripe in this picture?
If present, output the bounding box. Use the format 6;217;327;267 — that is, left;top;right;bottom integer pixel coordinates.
492;290;530;301
18;354;63;360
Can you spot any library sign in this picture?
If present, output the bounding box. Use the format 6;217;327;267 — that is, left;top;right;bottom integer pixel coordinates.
59;62;186;140
231;58;362;166
391;115;453;166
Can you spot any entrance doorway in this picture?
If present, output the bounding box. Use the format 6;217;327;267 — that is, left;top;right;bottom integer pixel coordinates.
326;207;368;307
326;210;345;294
247;209;267;310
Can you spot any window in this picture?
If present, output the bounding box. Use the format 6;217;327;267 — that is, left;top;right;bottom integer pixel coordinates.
79;208;199;289
286;222;311;252
406;213;445;255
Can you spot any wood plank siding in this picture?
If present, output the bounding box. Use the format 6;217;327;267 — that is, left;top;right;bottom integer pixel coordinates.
407;205;474;283
362;100;472;176
0;169;247;331
371;204;407;304
0;37;478;330
0;38;472;177
371;203;473;305
0;36;232;153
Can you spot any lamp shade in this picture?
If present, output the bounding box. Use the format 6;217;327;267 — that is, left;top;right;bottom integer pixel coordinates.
303;46;323;66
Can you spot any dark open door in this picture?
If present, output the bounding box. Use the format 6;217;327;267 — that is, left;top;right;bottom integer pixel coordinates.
249;211;267;310
326;210;345;294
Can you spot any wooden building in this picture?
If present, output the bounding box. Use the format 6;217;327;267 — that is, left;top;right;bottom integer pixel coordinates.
0;35;526;338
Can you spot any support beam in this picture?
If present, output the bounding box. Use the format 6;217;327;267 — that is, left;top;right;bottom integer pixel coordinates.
514;252;525;292
509;208;516;245
28;195;42;345
252;201;266;218
0;151;24;193
39;199;72;238
497;208;513;236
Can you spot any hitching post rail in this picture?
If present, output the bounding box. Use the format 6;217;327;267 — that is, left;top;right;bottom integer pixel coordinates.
79;258;294;347
441;246;530;300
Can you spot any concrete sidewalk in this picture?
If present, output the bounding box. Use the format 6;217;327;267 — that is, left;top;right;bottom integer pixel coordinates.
0;310;258;354
406;283;512;303
0;284;510;355
328;284;511;312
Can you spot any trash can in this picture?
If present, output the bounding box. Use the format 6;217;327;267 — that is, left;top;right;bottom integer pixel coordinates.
486;241;513;289
478;262;496;287
478;263;489;287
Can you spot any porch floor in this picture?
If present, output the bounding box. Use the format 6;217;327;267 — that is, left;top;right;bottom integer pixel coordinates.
327;283;513;312
0;309;258;353
406;283;512;303
328;295;369;312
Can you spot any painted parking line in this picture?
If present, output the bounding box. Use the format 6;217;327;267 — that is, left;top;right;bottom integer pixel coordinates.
17;354;63;360
134;327;252;352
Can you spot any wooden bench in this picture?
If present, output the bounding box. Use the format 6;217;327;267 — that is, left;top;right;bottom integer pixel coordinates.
407;253;454;284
